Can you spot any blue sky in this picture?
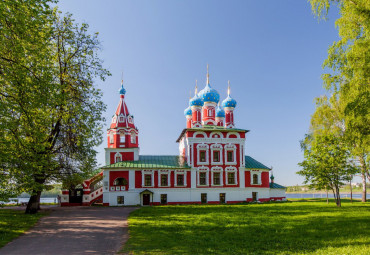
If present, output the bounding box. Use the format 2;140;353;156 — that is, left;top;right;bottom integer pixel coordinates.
57;0;340;186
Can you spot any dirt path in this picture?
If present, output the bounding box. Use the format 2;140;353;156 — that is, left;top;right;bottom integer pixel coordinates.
0;206;137;255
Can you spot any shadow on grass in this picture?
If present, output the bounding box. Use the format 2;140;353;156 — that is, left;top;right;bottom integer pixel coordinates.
123;202;370;254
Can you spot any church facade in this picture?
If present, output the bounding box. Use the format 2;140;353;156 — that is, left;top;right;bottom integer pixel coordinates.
61;68;286;206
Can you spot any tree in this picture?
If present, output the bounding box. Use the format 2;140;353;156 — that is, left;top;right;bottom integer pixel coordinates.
0;1;109;213
309;0;370;201
298;134;356;207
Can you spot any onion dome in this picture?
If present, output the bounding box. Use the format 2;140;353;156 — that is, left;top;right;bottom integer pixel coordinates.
119;84;126;95
184;106;192;116
222;95;237;108
221;81;237;108
198;83;220;103
216;105;225;118
189;93;204;107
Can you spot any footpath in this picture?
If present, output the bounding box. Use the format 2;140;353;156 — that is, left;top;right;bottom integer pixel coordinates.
0;206;137;255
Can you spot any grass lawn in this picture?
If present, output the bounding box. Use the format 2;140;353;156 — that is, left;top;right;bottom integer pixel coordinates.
0;209;46;248
123;199;370;255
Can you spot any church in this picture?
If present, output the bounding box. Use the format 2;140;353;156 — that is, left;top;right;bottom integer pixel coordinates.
61;68;286;206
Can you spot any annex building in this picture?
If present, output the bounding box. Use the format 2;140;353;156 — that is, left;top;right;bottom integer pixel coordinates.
61;69;286;206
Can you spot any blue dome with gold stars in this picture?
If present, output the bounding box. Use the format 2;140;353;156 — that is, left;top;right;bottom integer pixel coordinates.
198;83;220;103
216;105;225;118
119;84;126;95
184;106;192;116
189;94;204;107
222;95;237;108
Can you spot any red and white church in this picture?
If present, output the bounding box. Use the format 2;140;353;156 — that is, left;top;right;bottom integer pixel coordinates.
61;69;286;206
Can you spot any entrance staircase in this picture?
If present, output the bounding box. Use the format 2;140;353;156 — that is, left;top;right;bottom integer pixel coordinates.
61;171;104;206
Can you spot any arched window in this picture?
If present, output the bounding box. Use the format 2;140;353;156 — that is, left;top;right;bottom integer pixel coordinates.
131;131;136;144
120;134;125;143
253;174;258;184
115;153;122;163
113;177;128;186
109;133;114;144
208;109;212;116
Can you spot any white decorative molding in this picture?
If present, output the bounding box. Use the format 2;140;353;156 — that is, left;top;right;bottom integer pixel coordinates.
210;144;223;165
196;143;209;165
225;167;237;185
142;170;154;187
211;167;223;186
158;170;171;187
197;167;209;186
114;152;122;163
193;131;207;138
174;170;187;187
250;170;262;185
224;143;237;165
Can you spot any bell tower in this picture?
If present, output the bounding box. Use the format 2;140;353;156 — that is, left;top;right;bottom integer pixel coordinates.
105;80;139;165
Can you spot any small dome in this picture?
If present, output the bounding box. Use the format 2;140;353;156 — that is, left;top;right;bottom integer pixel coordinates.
198;83;220;103
189;94;204;107
216;105;225;118
184;106;192;116
119;84;126;95
222;95;237;108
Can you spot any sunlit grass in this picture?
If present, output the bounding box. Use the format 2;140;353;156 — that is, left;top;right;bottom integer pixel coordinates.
123;200;370;254
0;209;46;248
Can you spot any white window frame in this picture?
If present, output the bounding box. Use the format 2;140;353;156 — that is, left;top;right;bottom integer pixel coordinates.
158;170;171;187
224;144;237;165
114;152;122;163
119;132;125;143
197;167;209;186
211;167;223;186
142;170;154;187
109;132;114;144
250;170;261;185
131;131;136;144
197;144;209;165
225;166;237;185
118;114;125;123
174;170;187;187
210;144;223;165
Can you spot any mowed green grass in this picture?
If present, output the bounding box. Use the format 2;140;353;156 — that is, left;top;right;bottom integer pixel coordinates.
123;200;370;255
0;209;46;248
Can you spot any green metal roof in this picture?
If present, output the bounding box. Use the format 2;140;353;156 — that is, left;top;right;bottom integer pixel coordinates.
102;155;190;169
245;156;271;170
270;183;286;189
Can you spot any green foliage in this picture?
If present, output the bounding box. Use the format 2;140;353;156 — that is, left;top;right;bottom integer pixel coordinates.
0;0;110;212
123;202;370;255
0;209;47;248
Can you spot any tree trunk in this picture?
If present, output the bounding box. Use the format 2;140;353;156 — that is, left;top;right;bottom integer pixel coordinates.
360;155;367;202
25;190;42;214
350;178;353;203
334;185;341;207
326;189;329;204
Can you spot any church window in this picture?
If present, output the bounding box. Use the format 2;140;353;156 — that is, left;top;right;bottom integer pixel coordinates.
199;151;206;162
161;194;167;204
177;174;184;186
115;153;122;163
228;172;235;185
144;175;152;186
131;131;136;144
253;174;258;184
109;133;114;144
120;134;125;143
161;174;168;186
199;173;207;185
117;196;124;205
201;193;207;203
227;151;233;162
213;151;220;162
113;177;127;186
213;172;221;185
208;109;212;116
